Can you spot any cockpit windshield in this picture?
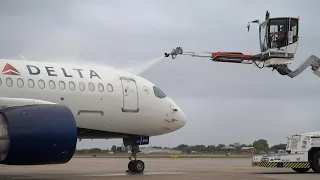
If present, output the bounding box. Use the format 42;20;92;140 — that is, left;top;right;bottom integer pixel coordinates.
153;86;166;99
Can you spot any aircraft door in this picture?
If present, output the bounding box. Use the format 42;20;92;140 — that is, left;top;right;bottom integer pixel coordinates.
120;77;139;113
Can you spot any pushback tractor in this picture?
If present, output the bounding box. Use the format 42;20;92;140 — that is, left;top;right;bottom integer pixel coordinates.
164;11;320;79
252;131;320;173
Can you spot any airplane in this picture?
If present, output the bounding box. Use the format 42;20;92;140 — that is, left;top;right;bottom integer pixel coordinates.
0;58;187;174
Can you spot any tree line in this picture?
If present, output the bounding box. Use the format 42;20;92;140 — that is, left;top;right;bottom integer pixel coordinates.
75;139;287;154
76;145;121;154
172;139;286;153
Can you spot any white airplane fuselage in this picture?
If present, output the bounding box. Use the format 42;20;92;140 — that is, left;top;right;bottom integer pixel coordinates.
0;59;187;138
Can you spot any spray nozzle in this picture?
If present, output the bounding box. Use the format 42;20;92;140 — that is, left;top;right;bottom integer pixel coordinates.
164;47;184;59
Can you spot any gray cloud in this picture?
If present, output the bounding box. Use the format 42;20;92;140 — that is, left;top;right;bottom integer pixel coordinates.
1;0;320;149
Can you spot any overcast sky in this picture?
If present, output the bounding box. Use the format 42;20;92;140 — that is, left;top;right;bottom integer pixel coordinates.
1;0;320;149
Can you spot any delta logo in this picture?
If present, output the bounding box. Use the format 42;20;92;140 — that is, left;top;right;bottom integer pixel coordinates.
0;63;101;79
2;63;20;76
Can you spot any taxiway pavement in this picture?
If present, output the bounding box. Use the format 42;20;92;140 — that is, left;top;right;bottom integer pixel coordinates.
0;158;319;180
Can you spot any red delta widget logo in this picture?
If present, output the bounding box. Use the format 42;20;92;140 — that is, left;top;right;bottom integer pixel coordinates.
2;63;20;75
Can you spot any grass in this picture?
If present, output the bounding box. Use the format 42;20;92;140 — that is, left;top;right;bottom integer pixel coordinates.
73;154;253;159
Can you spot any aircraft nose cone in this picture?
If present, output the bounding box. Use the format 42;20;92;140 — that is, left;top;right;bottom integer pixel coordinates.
178;109;187;128
171;108;187;131
167;98;187;132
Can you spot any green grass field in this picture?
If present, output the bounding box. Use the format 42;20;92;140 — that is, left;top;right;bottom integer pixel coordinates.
73;154;253;159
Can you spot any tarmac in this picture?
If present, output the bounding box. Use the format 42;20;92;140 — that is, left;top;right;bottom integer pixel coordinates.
0;158;319;180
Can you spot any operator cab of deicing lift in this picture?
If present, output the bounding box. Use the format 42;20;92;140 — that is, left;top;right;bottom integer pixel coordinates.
248;11;300;66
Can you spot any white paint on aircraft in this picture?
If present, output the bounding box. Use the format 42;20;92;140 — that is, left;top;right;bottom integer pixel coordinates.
0;58;186;137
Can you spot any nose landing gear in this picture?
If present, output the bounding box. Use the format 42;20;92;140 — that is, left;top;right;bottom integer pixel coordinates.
127;145;145;173
123;136;149;174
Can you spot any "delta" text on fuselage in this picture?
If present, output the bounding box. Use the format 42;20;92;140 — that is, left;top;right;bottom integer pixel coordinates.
26;65;101;79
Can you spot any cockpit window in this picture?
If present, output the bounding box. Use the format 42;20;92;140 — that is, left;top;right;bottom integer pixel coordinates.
153;86;166;99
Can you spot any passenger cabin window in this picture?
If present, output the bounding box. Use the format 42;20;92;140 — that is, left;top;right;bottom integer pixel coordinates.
107;83;113;92
69;81;75;91
17;78;24;88
28;79;35;88
6;78;13;87
98;83;104;92
79;82;85;91
153;86;166;99
89;82;95;91
59;81;65;90
38;79;45;89
49;80;55;89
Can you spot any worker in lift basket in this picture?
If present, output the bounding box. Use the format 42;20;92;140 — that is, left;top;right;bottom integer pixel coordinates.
275;26;286;48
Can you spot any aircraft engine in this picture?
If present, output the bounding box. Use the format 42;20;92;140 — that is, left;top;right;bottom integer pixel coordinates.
0;104;77;165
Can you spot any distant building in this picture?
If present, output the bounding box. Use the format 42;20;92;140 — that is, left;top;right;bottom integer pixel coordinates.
220;146;235;152
240;147;256;153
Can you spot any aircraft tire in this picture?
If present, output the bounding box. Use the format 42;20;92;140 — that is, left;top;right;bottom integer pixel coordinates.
131;160;145;173
128;161;134;171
